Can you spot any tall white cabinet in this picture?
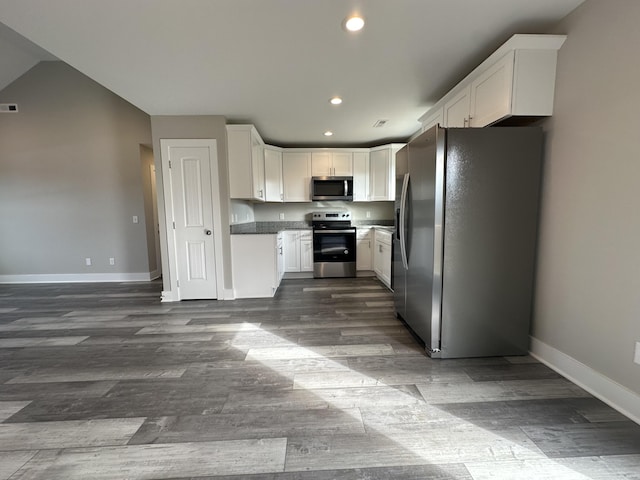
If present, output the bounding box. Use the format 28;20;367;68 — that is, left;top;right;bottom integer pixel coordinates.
264;147;283;202
369;144;404;201
227;125;265;201
282;152;312;202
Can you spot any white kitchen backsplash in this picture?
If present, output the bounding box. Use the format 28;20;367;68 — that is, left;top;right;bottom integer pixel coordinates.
229;200;255;225
253;201;393;222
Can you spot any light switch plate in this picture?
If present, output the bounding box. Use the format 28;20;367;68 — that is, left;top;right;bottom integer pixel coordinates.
634;342;640;365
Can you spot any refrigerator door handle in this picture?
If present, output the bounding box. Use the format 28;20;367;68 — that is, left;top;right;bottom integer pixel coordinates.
399;173;410;270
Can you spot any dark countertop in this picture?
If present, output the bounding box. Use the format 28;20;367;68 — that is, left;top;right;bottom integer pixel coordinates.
230;222;311;235
230;220;393;235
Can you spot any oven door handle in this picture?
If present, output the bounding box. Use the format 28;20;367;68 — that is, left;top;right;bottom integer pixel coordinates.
314;229;356;234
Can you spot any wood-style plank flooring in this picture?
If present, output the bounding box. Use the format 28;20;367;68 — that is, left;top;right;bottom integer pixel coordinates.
1;277;639;479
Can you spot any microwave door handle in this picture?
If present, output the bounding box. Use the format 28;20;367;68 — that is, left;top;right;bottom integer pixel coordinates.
344;179;348;197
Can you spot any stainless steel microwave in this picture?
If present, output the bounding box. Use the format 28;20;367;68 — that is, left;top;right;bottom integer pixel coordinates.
311;176;353;201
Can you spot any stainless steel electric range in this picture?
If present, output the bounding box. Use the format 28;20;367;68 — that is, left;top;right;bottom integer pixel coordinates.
312;211;356;278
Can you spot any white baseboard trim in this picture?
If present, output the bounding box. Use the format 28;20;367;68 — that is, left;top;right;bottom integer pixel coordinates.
0;272;156;284
530;336;640;425
221;288;235;300
160;290;179;302
149;269;161;280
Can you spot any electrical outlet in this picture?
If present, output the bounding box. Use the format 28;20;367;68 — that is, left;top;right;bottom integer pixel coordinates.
109;257;115;266
366;211;371;218
279;213;285;220
85;257;92;266
132;215;139;224
634;342;640;365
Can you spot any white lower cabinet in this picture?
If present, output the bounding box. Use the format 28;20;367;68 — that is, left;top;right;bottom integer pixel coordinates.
276;232;284;284
373;229;392;289
356;228;373;271
300;233;314;272
284;230;313;273
231;234;281;298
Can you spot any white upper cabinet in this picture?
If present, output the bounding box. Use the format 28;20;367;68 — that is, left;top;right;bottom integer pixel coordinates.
470;48;563;126
227;125;265;201
420;34;566;130
311;151;353;177
264;147;283;202
444;85;472;128
369;144;404;201
282;152;312;202
352;151;370;201
420;107;444;133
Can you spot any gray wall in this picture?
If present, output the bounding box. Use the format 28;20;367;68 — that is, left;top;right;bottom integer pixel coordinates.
0;61;153;277
534;0;640;395
150;116;232;293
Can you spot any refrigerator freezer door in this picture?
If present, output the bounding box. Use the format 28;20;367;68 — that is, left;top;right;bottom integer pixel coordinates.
404;126;444;355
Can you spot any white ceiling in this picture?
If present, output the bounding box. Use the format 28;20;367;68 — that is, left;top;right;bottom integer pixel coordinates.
0;0;584;146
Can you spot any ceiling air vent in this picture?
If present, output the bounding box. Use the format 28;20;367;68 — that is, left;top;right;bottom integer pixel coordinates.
373;119;388;128
0;104;19;113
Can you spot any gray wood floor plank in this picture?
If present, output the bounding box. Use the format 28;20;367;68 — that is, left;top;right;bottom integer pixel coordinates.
0;401;31;421
246;344;394;360
135;323;261;334
0;381;117;401
600;455;640;479
0;337;89;348
0;451;37;480
223;385;425;413
465;456;636;480
174;463;474;480
128;408;365;444
416;378;590;403
0;418;145;450
78;333;215;345
284;427;546;471
292;369;471;389
6;378;229;422
9;439;287;479
7;366;186;383
521;422;640;457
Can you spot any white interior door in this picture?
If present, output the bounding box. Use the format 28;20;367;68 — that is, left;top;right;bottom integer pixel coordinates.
166;143;218;299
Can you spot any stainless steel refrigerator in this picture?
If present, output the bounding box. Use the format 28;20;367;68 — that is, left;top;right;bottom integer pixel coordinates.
393;126;543;358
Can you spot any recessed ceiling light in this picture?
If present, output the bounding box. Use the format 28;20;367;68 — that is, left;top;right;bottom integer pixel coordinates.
344;15;365;32
329;97;343;105
324;131;334;137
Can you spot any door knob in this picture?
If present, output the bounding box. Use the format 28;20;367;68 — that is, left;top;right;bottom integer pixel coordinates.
205;229;212;235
